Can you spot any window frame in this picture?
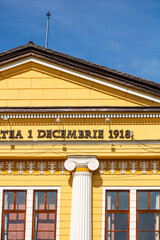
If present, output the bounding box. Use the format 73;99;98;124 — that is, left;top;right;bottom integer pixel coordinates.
1;190;27;240
137;190;160;240
105;190;130;240
32;190;58;240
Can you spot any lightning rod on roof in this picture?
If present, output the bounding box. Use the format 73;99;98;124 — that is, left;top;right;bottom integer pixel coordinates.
45;11;51;48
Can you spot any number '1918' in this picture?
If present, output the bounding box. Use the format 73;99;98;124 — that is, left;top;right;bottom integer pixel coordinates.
109;130;133;139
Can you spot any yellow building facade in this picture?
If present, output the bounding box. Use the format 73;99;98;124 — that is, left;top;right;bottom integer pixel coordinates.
0;43;160;240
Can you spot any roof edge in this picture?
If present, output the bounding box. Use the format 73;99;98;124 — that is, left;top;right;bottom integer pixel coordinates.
0;106;160;113
1;43;160;98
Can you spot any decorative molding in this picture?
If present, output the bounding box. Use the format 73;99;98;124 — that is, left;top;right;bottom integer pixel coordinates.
140;161;149;174
0;113;160;120
129;161;138;174
73;171;92;177
58;161;66;174
27;161;35;174
108;161;117;174
48;161;57;174
99;160;160;175
0;160;160;175
99;161;106;174
151;161;159;174
0;161;68;175
119;161;128;174
16;161;25;174
37;161;46;174
65;155;99;172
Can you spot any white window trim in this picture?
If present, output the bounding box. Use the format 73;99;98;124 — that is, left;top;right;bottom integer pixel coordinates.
0;186;61;240
102;186;160;240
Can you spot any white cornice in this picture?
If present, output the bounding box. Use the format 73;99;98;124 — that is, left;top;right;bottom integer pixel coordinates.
0;113;160;120
0;57;160;103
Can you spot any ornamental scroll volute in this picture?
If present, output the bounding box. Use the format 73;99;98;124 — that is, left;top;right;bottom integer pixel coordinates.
64;156;99;172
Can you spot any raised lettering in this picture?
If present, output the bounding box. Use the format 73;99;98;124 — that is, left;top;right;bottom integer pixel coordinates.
46;130;52;139
98;130;104;139
28;130;33;139
37;130;46;138
67;130;77;139
93;130;97;139
1;130;8;139
53;130;60;138
78;130;84;138
85;130;92;139
60;130;66;138
9;130;15;139
15;130;23;139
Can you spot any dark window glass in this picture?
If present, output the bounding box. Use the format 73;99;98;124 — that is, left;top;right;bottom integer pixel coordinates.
138;191;148;210
34;213;55;231
138;213;159;231
137;191;160;240
16;192;26;210
106;191;129;240
34;232;55;240
35;192;45;210
107;213;128;231
119;192;129;210
4;192;14;210
2;191;26;240
33;191;57;240
107;192;117;210
46;192;57;210
138;232;159;240
150;192;160;210
107;231;128;240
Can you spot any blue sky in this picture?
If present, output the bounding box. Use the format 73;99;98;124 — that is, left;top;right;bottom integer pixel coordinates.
1;0;160;83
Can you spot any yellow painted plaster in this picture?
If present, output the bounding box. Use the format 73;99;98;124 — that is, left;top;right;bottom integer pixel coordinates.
0;63;159;107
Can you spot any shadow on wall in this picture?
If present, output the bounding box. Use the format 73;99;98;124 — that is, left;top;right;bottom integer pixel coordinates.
93;174;103;188
68;174;103;188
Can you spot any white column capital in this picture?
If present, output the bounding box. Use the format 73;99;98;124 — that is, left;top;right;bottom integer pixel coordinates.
64;155;99;171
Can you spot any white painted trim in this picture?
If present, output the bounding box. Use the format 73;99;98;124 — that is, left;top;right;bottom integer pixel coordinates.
25;189;33;240
1;57;160;103
0;189;3;238
0;186;61;240
101;187;106;240
1;113;160;120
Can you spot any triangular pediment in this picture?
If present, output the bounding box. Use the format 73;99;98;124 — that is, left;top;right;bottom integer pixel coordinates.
0;43;160;108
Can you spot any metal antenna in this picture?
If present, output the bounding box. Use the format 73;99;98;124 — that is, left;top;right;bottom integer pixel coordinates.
45;11;51;48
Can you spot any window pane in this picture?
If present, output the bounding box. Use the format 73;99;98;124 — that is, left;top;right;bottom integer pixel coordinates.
4;192;14;210
138;232;159;240
107;231;127;240
16;192;26;210
3;231;24;240
138;191;148;209
35;192;45;210
4;213;25;231
35;213;55;231
150;192;160;210
34;231;55;240
119;192;129;210
107;192;117;210
139;213;159;231
46;192;57;210
107;213;128;231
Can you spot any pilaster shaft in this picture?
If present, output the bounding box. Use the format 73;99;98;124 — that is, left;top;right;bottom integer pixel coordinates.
65;156;99;240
